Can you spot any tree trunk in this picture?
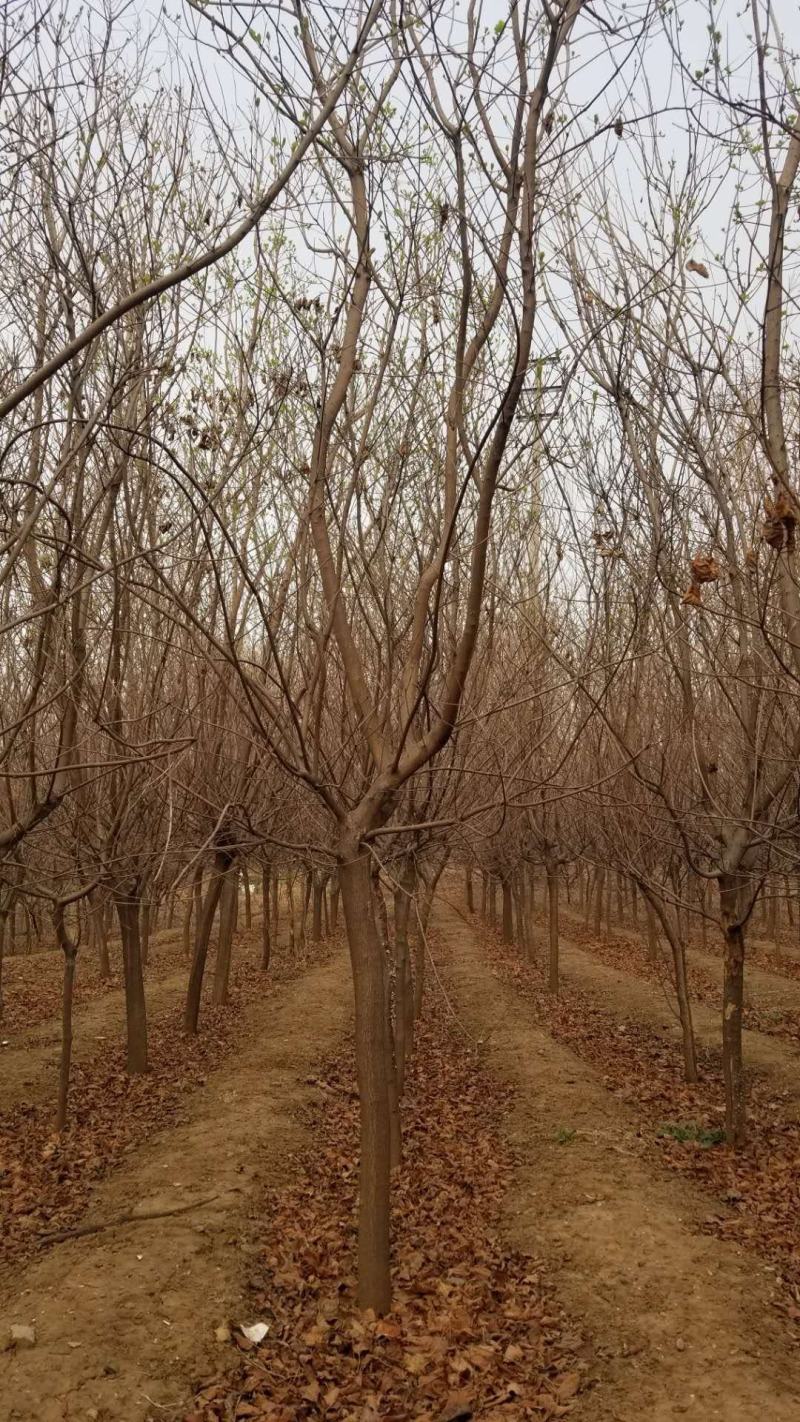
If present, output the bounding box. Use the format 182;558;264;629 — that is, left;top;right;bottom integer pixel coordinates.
140;893;151;969
593;866;605;937
287;877;296;951
272;873;280;939
90;894;111;980
767;884;778;951
300;870;312;948
719;873;747;1147
339;849;391;1314
488;876;497;929
0;910;6;1021
374;877;390;952
547;862;560;994
261;864;272;970
501;878;514;943
645;899;658;961
243;866;252;929
212;864;238;1006
513;876;529;958
480;870;488;918
465;867;474;912
393;861;415;1094
330;878;340;932
53;907;78;1131
116;895;148;1074
185;852;229;1034
312;873;324;942
659;903;698;1084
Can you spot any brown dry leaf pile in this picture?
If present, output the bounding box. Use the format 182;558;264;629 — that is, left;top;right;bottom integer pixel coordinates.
0;933;308;1268
480;928;800;1327
188;982;589;1422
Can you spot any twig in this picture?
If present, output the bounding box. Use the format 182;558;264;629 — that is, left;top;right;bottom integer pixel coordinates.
38;1192;225;1246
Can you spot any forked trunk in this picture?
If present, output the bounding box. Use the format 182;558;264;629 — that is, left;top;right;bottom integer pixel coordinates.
116;895;148;1074
185;851;229;1033
339;849;391;1314
658;904;698;1084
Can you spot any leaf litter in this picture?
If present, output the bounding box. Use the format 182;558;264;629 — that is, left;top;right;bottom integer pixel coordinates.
187;970;589;1422
479;921;800;1330
0;930;321;1270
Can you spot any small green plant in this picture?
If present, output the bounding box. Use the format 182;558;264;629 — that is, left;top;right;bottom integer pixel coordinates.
656;1121;725;1148
555;1127;576;1146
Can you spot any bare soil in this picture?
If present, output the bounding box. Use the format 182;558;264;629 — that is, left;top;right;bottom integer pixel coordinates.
0;946;353;1422
434;900;800;1422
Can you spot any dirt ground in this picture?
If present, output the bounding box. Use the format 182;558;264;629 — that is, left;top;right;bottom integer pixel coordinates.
0;947;353;1422
4;898;800;1422
434;900;800;1422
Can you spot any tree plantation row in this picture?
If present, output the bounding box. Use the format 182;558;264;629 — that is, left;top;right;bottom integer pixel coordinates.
2;0;800;1319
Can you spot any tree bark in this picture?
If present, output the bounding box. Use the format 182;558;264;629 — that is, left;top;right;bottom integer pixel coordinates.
0;910;6;1021
212;864;239;1006
547;862;560;994
53;906;78;1131
645;899;658;961
501;877;514;943
243;866;252;929
719;872;747;1147
116;895;148;1074
393;860;415;1093
261;864;272;970
339;848;391;1314
184;851;229;1033
312;872;324;942
593;866;605;937
140;893;151;969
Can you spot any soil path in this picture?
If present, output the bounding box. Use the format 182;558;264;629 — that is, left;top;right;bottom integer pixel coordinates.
0;945;352;1422
435;901;800;1422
